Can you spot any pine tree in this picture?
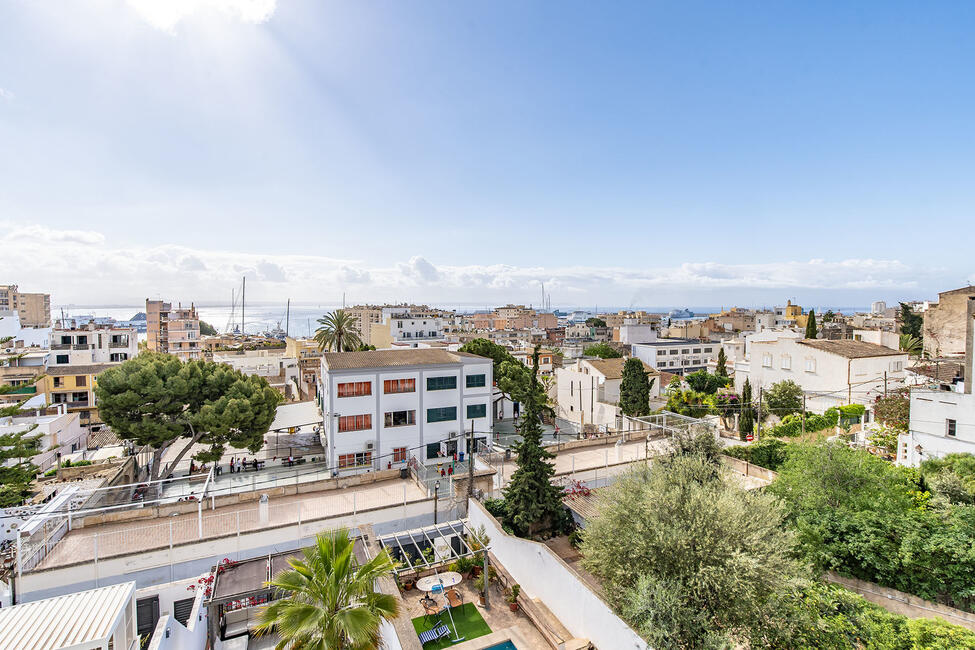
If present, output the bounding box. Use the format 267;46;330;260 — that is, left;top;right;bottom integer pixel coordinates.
715;348;728;378
739;379;754;441
804;310;817;339
502;347;566;538
620;358;653;416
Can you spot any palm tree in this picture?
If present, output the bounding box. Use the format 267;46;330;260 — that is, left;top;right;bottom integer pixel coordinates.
256;529;400;649
899;333;923;357
314;310;363;352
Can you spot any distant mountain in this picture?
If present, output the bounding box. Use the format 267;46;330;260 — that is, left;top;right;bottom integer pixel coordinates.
129;312;146;321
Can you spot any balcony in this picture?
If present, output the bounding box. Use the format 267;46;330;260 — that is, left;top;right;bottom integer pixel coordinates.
7;385;37;395
109;341;130;348
51;343;71;350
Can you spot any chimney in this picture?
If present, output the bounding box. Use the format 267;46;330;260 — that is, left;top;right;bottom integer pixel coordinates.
966;297;974;395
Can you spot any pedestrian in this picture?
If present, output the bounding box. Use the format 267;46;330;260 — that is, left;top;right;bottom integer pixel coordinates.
447;465;453;476
236;458;242;473
440;467;446;478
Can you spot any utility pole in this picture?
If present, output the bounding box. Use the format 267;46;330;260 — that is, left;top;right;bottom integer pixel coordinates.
434;480;440;524
884;371;888;398
801;393;806;437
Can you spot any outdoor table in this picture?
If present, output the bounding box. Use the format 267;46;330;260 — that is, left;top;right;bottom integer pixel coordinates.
415;571;463;593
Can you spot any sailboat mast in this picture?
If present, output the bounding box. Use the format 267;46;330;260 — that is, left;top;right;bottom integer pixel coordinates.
241;276;246;336
286;299;290;337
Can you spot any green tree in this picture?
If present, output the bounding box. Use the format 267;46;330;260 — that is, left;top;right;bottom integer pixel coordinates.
314;309;363;352
764;380;804;417
96;353;281;479
619;358;653;416
585;317;607;328
502;348;565;538
0;402;41;507
458;338;548;408
822;309;836;323
256;528;399;649
199;320;218;336
715;347;727;378
581;456;803;648
900;302;923;338
356;343;377;351
582;342;621;359
739;378;754;440
684;370;727;395
804;309;818;339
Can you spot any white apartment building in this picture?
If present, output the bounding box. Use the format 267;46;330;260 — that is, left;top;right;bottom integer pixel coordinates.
631;338;720;374
212;349;300;399
736;337;908;415
0;310;50;349
555;357;659;430
898;299;975;467
0;404;84;472
617;322;658;345
370;312;447;349
50;323;139;367
319;349;493;473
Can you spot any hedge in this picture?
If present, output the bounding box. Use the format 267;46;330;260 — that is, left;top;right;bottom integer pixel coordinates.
765;404;864;438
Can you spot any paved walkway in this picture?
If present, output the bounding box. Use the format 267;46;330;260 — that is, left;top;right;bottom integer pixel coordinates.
36;478;426;569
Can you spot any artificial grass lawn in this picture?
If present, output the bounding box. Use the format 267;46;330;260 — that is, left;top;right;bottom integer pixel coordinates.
411;603;492;649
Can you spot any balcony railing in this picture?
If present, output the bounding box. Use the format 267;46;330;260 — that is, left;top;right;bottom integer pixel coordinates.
109;341;130;348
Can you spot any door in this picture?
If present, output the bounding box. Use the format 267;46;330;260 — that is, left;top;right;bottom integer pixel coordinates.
136;596;160;649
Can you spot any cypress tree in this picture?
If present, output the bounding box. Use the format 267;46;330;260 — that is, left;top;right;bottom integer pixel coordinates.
620;358;652;416
804;310;818;339
502;347;566;538
739;378;754;441
715;348;728;378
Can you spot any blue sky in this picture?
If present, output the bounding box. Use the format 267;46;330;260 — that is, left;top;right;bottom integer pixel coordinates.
1;0;973;308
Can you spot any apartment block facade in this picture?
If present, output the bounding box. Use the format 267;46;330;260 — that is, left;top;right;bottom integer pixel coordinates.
318;349;492;473
631;338;720;374
146;300;203;360
0;284;51;328
50;323;139;366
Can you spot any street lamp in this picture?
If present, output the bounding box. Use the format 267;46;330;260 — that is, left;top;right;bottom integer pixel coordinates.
434;480;440;524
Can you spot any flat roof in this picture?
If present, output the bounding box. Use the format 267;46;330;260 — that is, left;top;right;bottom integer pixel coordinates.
269;401;322;431
631;338;712;346
0;581;134;650
323;349;488;371
46;362;116;376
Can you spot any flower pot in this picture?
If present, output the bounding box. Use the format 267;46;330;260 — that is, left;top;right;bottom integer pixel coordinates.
402;581;414;591
478;594;486;606
508;602;519;612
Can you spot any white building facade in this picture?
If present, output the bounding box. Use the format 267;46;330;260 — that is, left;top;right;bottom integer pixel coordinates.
50;323;138;367
319;350;493;473
631;338;719;374
736;337;908;415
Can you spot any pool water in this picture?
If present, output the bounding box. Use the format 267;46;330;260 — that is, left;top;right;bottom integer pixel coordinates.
484;642;518;650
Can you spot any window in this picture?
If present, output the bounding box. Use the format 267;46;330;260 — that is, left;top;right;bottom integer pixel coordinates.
53;377;63;388
383;378;416;394
337;381;371;398
426;442;441;459
947;419;957;437
466;374;486;388
681;349;690;354
693;348;701;354
427;406;457;423
669;349;678;355
384;410;416;427
56;354;69;364
338;414;372;432
338;452;372;468
72;392;88;403
704;347;713;353
762;353;772;368
110;353;128;362
76;376;87;387
891;361;903;372
392;447;408;463
427;376;457;391
805;358;816;373
467;404;487;419
781;355;791;370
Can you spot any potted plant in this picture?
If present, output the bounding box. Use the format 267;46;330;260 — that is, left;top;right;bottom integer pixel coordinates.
506;584;520;611
473;574;486;606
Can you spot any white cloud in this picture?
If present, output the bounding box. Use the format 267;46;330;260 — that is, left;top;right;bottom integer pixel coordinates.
0;87;13;102
0;226;937;306
125;0;277;32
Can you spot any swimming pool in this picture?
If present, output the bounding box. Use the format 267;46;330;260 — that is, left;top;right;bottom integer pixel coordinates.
483;642;518;650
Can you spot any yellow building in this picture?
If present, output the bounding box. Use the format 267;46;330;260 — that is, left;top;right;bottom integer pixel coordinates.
284;337;322;396
0;284;51;327
39;363;114;430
